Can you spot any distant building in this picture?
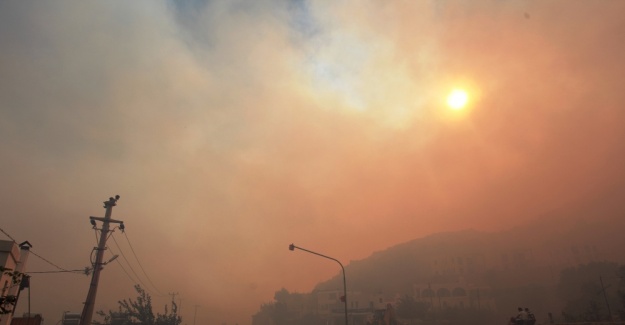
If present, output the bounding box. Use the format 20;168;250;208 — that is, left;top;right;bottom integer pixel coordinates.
301;289;394;325
61;313;80;325
413;278;496;311
316;289;391;325
10;314;43;325
429;254;487;277
251;289;394;325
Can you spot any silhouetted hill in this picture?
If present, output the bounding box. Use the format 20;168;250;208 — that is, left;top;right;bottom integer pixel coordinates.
314;196;625;295
314;229;491;294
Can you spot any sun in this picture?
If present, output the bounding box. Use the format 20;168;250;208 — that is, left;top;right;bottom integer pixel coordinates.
446;89;469;110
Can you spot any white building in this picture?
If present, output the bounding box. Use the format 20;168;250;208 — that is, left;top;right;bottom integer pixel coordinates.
413;278;496;311
0;240;31;325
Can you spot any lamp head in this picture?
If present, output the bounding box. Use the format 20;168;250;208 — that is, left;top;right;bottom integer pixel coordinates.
289;244;295;251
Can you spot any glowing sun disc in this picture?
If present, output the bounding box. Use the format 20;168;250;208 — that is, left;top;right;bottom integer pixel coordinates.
447;89;469;110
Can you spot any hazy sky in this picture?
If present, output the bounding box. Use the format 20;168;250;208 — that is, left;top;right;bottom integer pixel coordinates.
2;1;625;324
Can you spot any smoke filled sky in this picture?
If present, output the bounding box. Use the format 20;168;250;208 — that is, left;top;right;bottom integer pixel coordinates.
2;0;625;324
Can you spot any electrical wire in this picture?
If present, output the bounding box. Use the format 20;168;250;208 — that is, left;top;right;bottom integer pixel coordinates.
89;223;166;297
107;245;140;284
1;223;166;297
94;227;100;245
27;269;85;274
0;227;16;242
1;226;85;274
123;231;165;296
110;233;154;293
29;250;72;272
89;247;99;266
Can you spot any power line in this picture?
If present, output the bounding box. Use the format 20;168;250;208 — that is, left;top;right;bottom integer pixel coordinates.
30;250;71;272
107;245;140;285
94;228;100;246
27;269;86;274
1;226;75;272
0;227;17;242
110;233;153;293
123;231;164;296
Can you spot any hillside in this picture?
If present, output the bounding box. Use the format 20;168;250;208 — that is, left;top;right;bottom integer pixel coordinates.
314;210;625;295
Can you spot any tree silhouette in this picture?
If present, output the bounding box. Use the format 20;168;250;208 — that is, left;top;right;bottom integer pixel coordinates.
0;266;24;314
96;285;181;325
557;262;622;322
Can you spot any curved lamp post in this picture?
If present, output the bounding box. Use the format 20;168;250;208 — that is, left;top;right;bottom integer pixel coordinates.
289;243;348;325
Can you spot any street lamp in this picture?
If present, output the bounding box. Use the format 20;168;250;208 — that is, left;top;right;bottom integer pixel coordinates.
83;255;118;276
288;243;348;325
104;255;119;265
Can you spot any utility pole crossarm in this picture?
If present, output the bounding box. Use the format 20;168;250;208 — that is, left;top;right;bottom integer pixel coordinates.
89;216;124;225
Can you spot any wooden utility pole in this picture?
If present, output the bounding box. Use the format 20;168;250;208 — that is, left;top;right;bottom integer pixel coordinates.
79;196;124;325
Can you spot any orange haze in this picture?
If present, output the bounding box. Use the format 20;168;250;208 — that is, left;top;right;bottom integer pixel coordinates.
1;1;625;325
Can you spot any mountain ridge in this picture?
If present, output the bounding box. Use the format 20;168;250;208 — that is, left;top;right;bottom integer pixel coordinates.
314;210;625;295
